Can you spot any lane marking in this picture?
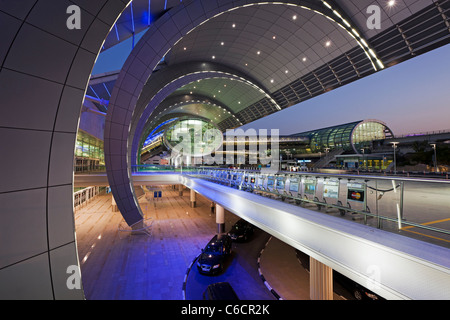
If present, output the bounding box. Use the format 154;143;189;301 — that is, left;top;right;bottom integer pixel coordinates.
400;218;450;243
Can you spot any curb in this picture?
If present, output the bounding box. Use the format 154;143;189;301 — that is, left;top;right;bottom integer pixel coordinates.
182;253;200;300
257;237;283;300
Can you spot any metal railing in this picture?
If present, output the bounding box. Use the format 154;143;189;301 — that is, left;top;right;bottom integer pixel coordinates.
188;168;450;248
74;186;106;209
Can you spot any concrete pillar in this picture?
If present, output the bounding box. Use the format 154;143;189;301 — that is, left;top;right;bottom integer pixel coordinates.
216;204;225;234
178;184;183;196
190;189;196;208
310;257;334;300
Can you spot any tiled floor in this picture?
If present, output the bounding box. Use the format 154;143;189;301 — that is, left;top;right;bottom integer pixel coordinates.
75;186;240;300
74;185;344;300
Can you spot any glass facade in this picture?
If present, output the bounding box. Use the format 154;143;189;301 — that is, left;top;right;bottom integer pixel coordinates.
352;121;389;152
163;118;222;157
75;130;105;172
291;120;393;154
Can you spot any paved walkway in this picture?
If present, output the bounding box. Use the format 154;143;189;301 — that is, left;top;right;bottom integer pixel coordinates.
75;185;344;300
75;186;236;299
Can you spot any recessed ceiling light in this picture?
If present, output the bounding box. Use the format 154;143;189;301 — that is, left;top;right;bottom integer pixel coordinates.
183;47;187;51
270;79;274;83
221;42;224;46
232;23;236;28
325;41;331;47
388;0;396;7
272;35;276;40
257;51;261;55
302;57;307;62
293;15;297;20
212;55;216;59
285;70;289;74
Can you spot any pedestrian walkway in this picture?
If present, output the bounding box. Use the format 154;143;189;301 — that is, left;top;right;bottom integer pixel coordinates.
75;186;232;299
75;185;343;300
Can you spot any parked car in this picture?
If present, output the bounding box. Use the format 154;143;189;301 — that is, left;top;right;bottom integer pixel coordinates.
203;282;239;300
227;219;254;242
197;234;232;275
333;271;381;300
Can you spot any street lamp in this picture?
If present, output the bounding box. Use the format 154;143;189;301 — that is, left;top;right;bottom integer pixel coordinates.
390;142;399;174
431;143;438;173
361;148;365;170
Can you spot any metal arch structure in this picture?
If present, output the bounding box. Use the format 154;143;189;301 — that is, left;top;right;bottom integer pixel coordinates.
128;61;278;170
349;119;395;154
138;93;243;157
0;0;448;300
105;0;383;227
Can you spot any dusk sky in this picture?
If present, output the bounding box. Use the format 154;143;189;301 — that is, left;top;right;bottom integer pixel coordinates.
94;34;450;138
240;43;450;137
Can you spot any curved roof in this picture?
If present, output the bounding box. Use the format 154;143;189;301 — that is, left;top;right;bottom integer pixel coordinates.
100;0;450;226
291;119;394;153
93;0;450;137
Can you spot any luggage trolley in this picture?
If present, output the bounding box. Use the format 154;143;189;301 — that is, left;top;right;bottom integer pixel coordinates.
265;175;275;197
235;172;244;190
242;172;250;191
302;176;318;208
247;174;256;193
322;177;343;213
286;175;301;205
345;179;370;221
274;174;287;201
254;174;265;195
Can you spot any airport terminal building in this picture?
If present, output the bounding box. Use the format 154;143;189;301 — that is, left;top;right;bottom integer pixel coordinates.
1;0;450;301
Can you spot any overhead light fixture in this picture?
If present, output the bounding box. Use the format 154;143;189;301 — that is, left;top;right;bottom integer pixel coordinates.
232;23;236;28
257;51;261;55
212;55;216;59
388;0;396;7
221;42;224;46
293;15;297;20
302;57;307;62
325;41;331;47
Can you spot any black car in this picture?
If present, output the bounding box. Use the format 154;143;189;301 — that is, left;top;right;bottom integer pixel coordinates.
333;271;381;300
197;234;232;275
228;219;254;242
203;282;239;300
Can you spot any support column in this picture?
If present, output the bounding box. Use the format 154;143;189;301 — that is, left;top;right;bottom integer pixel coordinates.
190;189;196;208
216;204;225;234
310;257;334;300
178;184;183;196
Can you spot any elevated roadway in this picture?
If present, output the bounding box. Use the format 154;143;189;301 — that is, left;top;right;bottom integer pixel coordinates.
74;172;450;300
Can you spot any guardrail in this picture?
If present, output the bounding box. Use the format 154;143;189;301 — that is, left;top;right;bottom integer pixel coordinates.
74;186;107;209
188;168;450;246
